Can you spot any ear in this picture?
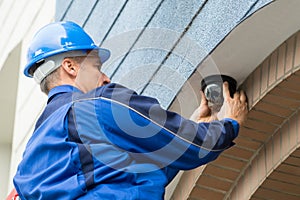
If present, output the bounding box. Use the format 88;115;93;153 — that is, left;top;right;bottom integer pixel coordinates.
61;58;79;77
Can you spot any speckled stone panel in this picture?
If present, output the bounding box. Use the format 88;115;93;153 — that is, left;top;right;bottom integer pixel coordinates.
111;0;204;104
83;0;127;44
105;0;163;39
186;0;267;53
111;49;167;93
147;0;205;31
55;0;72;21
60;0;97;26
54;0;274;109
99;0;163;84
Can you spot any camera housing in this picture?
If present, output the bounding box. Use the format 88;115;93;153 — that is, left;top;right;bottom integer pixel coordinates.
201;75;237;112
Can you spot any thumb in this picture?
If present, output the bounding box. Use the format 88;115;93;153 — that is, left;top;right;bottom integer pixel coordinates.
223;82;231;100
200;90;208;106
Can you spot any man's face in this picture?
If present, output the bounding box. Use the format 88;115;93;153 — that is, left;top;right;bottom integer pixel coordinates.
75;51;111;93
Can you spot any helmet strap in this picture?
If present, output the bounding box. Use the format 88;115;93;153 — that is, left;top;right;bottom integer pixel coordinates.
33;60;56;83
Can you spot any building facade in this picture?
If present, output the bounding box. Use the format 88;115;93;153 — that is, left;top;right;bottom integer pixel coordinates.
0;0;55;199
1;0;300;199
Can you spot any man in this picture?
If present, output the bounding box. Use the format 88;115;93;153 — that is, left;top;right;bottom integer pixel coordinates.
14;21;248;199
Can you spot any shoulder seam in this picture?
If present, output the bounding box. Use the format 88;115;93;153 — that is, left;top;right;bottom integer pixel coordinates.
72;96;226;152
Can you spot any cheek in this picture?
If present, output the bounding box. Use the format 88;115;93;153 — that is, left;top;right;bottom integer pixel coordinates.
77;68;101;82
89;71;101;82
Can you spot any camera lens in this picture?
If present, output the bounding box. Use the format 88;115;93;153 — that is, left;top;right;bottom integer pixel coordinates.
204;83;223;105
201;75;237;112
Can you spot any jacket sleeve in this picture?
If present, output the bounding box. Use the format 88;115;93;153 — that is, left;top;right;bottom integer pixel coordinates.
74;83;239;170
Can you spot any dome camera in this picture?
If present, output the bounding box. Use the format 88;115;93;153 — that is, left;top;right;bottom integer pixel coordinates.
201;75;237;112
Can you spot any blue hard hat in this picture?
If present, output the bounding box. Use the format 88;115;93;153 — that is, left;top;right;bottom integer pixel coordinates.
24;21;110;77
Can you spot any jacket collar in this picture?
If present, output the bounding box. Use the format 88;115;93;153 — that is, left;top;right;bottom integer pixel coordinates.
47;85;82;103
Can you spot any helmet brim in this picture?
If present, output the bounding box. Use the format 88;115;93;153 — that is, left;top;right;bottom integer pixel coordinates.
24;47;111;78
97;47;110;64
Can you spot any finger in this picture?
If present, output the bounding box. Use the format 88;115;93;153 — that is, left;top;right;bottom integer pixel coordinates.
200;91;208;105
239;90;247;103
233;91;240;100
222;82;231;99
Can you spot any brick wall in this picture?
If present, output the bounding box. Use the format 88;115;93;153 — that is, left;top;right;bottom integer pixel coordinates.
171;30;300;200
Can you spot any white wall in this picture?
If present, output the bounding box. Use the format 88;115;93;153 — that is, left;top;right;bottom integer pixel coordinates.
0;0;55;197
0;144;11;200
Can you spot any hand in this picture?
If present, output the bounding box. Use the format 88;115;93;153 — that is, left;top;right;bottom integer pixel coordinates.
190;91;218;123
222;82;248;125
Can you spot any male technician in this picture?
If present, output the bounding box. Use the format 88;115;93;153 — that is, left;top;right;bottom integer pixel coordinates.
14;21;248;199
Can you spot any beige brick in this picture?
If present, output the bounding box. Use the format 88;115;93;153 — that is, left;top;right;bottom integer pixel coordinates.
269;51;278;86
281;122;290;158
245;76;254;107
242;168;253;197
230;188;238;200
298;112;300;144
273;131;282;167
257;148;266;183
277;43;286;80
238;176;249;200
285;35;296;74
294;32;300;69
252;67;261;103
171;182;184;200
289;113;298;148
247;166;256;194
250;159;259;187
261;57;270;95
265;140;274;174
172;169;201;199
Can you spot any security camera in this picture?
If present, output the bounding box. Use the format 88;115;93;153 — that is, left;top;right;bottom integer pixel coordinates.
201;75;237;112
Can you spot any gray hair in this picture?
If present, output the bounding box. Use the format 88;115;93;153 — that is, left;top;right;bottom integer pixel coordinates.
40;68;60;95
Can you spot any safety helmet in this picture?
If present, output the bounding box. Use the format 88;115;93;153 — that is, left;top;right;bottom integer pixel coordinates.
24;21;110;80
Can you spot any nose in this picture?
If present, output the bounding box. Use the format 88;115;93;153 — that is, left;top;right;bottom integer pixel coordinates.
102;73;111;85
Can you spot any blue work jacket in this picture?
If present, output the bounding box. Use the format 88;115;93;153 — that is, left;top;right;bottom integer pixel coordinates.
14;83;239;200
